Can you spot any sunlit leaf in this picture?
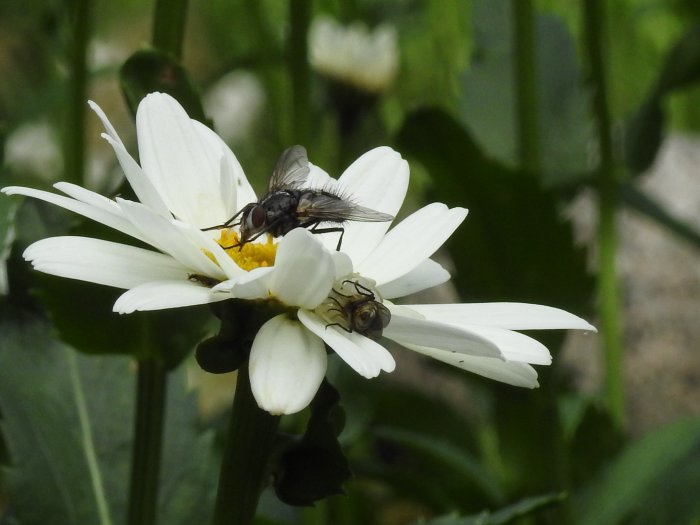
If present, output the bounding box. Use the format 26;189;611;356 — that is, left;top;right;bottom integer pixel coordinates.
414;492;565;524
461;0;592;183
396;107;593;309
0;316;217;525
626;27;700;174
573;417;700;525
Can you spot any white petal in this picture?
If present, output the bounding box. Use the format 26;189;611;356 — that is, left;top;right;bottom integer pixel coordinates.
298;310;395;378
377;258;451;299
383;311;503;359
23;236;190;289
88;100;171;217
249;314;327;415
136;93;226;227
357;203;468;285
336;147;409;264
1;186;143;240
407;302;596;332
404;344;540;388
459;326;551;365
117;199;226;279
113;280;225;313
190;120;257;215
331;251;353;278
269;228;335;309
307;163;338;191
226;267;275;299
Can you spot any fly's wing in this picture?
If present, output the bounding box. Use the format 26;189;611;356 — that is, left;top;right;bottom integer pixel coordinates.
298;194;394;223
269;145;310;190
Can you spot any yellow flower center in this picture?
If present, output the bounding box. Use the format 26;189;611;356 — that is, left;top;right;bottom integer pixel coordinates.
216;229;277;271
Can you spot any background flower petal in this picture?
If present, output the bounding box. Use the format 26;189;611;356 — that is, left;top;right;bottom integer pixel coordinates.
249;314;327;415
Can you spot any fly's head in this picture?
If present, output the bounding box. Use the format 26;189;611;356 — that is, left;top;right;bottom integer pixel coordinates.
239;203;268;245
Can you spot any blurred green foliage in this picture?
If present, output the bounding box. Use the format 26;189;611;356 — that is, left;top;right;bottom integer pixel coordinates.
1;0;700;524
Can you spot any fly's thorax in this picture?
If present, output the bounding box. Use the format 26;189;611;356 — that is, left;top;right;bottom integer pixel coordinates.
315;274;391;340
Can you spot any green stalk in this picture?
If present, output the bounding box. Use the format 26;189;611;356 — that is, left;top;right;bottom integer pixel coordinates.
582;0;625;428
125;1;192;523
289;0;311;144
152;0;189;59
65;0;93;186
512;0;540;172
212;365;281;525
127;359;167;525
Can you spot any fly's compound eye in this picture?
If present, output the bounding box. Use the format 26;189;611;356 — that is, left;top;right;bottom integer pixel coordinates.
245;205;267;233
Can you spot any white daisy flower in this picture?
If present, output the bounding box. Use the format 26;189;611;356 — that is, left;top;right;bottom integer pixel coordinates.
216;149;596;415
308;15;399;93
1;92;317;312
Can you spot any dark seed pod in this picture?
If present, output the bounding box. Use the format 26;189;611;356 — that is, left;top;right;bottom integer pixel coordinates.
195;336;247;374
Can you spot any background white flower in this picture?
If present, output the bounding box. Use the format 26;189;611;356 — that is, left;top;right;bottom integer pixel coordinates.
308;15;399;93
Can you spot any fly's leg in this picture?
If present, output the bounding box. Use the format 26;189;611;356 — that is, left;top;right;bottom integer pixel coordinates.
324;322;353;333
342;279;375;299
307;224;345;251
202;208;246;232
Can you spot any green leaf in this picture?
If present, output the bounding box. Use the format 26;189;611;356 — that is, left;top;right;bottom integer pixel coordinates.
461;0;592;182
0;316;124;525
620;183;700;250
0;197;18;296
395;107;593;310
573;417;700;525
626;27;700;174
414;492;565;525
36;273;213;368
119;48;207;124
0;316;217;525
374;426;505;504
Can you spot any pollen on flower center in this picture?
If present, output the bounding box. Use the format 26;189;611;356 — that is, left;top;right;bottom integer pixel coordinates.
217;229;277;271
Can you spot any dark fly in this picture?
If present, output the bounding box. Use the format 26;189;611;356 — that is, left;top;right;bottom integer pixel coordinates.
323;279;391;340
204;145;393;250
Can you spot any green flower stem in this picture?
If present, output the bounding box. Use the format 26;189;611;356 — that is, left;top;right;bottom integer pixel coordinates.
127;359;167;525
582;0;625;428
64;0;93;186
289;0;311;144
213;364;281;525
512;0;540;172
152;0;189;59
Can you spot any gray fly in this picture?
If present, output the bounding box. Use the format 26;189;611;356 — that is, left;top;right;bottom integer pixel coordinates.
323;279;391;340
203;145;393;250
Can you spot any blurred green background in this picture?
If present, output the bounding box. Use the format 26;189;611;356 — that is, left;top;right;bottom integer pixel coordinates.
1;0;700;524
